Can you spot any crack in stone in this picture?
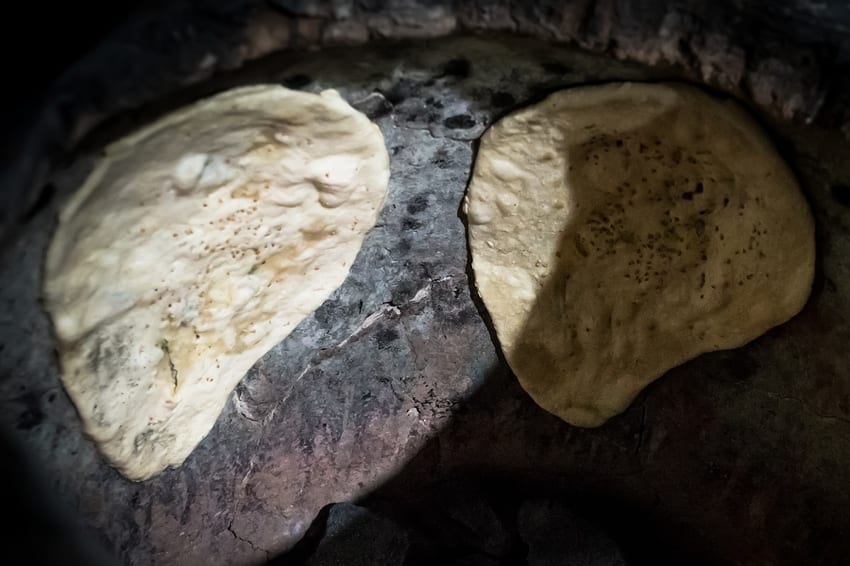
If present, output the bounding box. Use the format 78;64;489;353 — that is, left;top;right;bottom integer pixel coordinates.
400;316;422;369
239;275;459;427
227;519;269;559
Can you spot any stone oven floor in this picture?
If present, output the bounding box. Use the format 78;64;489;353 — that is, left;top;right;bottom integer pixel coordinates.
1;37;849;566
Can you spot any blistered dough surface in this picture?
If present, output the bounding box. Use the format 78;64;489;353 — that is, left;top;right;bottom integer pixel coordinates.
465;82;815;426
44;85;389;479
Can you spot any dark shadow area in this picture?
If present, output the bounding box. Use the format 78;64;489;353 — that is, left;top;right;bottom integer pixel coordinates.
267;364;718;566
0;427;119;566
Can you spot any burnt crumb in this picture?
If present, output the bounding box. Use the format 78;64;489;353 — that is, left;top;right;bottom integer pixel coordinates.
402;217;423;231
490;91;516;108
406;195;429;215
282;74;312;89
541;61;571;75
440;58;471;79
391;146;403;156
16;393;43;430
681;192;694;200
375;327;400;349
443;114;476;129
695;182;704;194
615;139;624;147
723;197;730;207
831;184;850;207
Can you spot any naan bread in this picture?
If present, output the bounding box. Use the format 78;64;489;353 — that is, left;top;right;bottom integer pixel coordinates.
465;82;814;427
45;85;389;480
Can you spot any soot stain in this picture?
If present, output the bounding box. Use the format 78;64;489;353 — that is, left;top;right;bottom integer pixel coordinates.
432;148;451;168
356;94;393;119
425;96;445;109
282;74;312;89
440;58;471;79
443;114;476;129
402;217;423;231
16;392;44;430
407;195;429;215
313;300;344;329
375;327;400;349
379;79;422;105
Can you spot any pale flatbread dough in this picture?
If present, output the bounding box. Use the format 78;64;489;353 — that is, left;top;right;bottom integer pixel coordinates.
45;85;389;480
465;82;814;427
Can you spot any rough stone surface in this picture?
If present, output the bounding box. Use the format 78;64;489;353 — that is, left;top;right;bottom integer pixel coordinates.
3;0;850;245
1;34;850;566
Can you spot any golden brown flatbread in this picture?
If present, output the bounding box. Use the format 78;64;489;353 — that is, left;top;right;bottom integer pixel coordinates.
465;82;814;426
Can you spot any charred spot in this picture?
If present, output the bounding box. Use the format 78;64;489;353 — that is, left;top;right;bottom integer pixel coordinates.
695;181;704;194
432;148;451;168
424;96;444;109
16;392;44;430
831;184;850;207
355;94;393;119
490;91;516;108
313;299;345;329
448;305;477;325
443;114;476;129
402;217;423;231
440;58;471;79
681;191;694;200
375;327;400;350
406;195;429;215
282;74;312;89
379;79;421;105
